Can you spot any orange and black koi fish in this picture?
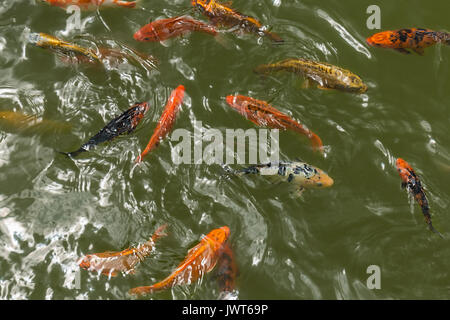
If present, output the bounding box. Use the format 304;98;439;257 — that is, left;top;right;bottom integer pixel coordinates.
396;158;443;238
129;226;230;296
135;85;185;163
78;225;167;277
215;243;238;296
226;95;323;154
191;0;283;42
62;102;149;158
366;28;450;55
134;16;218;42
43;0;137;10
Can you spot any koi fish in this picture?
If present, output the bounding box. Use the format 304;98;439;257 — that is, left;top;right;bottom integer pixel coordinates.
134;16;218;42
78;225;167;277
29;32;101;63
254;58;368;93
0;111;71;134
225;95;324;154
366;28;450;55
191;0;283;42
58;46;158;70
43;0;137;10
215;243;238;297
62;102;149;158
396;158;443;238
129;226;230;295
231;161;333;196
135;85;185;163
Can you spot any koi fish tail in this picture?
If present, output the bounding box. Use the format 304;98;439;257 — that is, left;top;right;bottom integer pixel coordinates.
423;211;444;238
253;63;279;75
128;285;154;296
151;224;168;242
309;133;324;155
58;148;86;158
114;0;137;8
435;31;450;45
264;30;284;43
220;164;240;180
129;280;169;296
428;223;444;239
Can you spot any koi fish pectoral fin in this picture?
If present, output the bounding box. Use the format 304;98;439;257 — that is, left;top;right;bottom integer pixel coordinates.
317;84;333;91
289;186;304;198
412;47;425;55
394;48;411;54
401;182;407;189
301;78;316;89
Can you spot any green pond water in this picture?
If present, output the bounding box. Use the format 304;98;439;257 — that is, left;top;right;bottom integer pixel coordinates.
0;0;449;300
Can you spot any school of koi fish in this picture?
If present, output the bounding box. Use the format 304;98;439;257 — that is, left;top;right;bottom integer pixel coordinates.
3;0;447;299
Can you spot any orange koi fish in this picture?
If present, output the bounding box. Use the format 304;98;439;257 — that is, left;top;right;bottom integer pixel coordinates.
134;16;218;42
216;243;238;296
366;28;450;55
226;95;323;154
78;225;167;277
43;0;137;10
191;0;283;42
129;226;230;295
396;158;443;238
135;85;185;163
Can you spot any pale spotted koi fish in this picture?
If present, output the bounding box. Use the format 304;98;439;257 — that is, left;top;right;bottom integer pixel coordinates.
227;161;334;197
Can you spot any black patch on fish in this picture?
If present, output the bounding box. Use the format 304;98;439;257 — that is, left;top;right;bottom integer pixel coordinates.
287;173;294;183
398;30;409;42
278;165;286;176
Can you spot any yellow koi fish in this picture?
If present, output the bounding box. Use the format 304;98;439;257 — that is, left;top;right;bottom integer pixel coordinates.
255;58;368;93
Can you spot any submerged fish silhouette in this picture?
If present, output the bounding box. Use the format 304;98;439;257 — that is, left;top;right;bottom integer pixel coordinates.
62;102;149;157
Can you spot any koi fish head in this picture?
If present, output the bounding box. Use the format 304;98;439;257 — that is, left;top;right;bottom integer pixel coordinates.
226;95;250;113
291;163;334;189
205;226;230;248
366;31;398;48
78;255;93;270
133;22;159;42
345;75;368;93
396;158;414;183
129;102;150;128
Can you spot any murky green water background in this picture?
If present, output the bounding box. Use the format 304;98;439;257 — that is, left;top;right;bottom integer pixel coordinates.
0;0;449;300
